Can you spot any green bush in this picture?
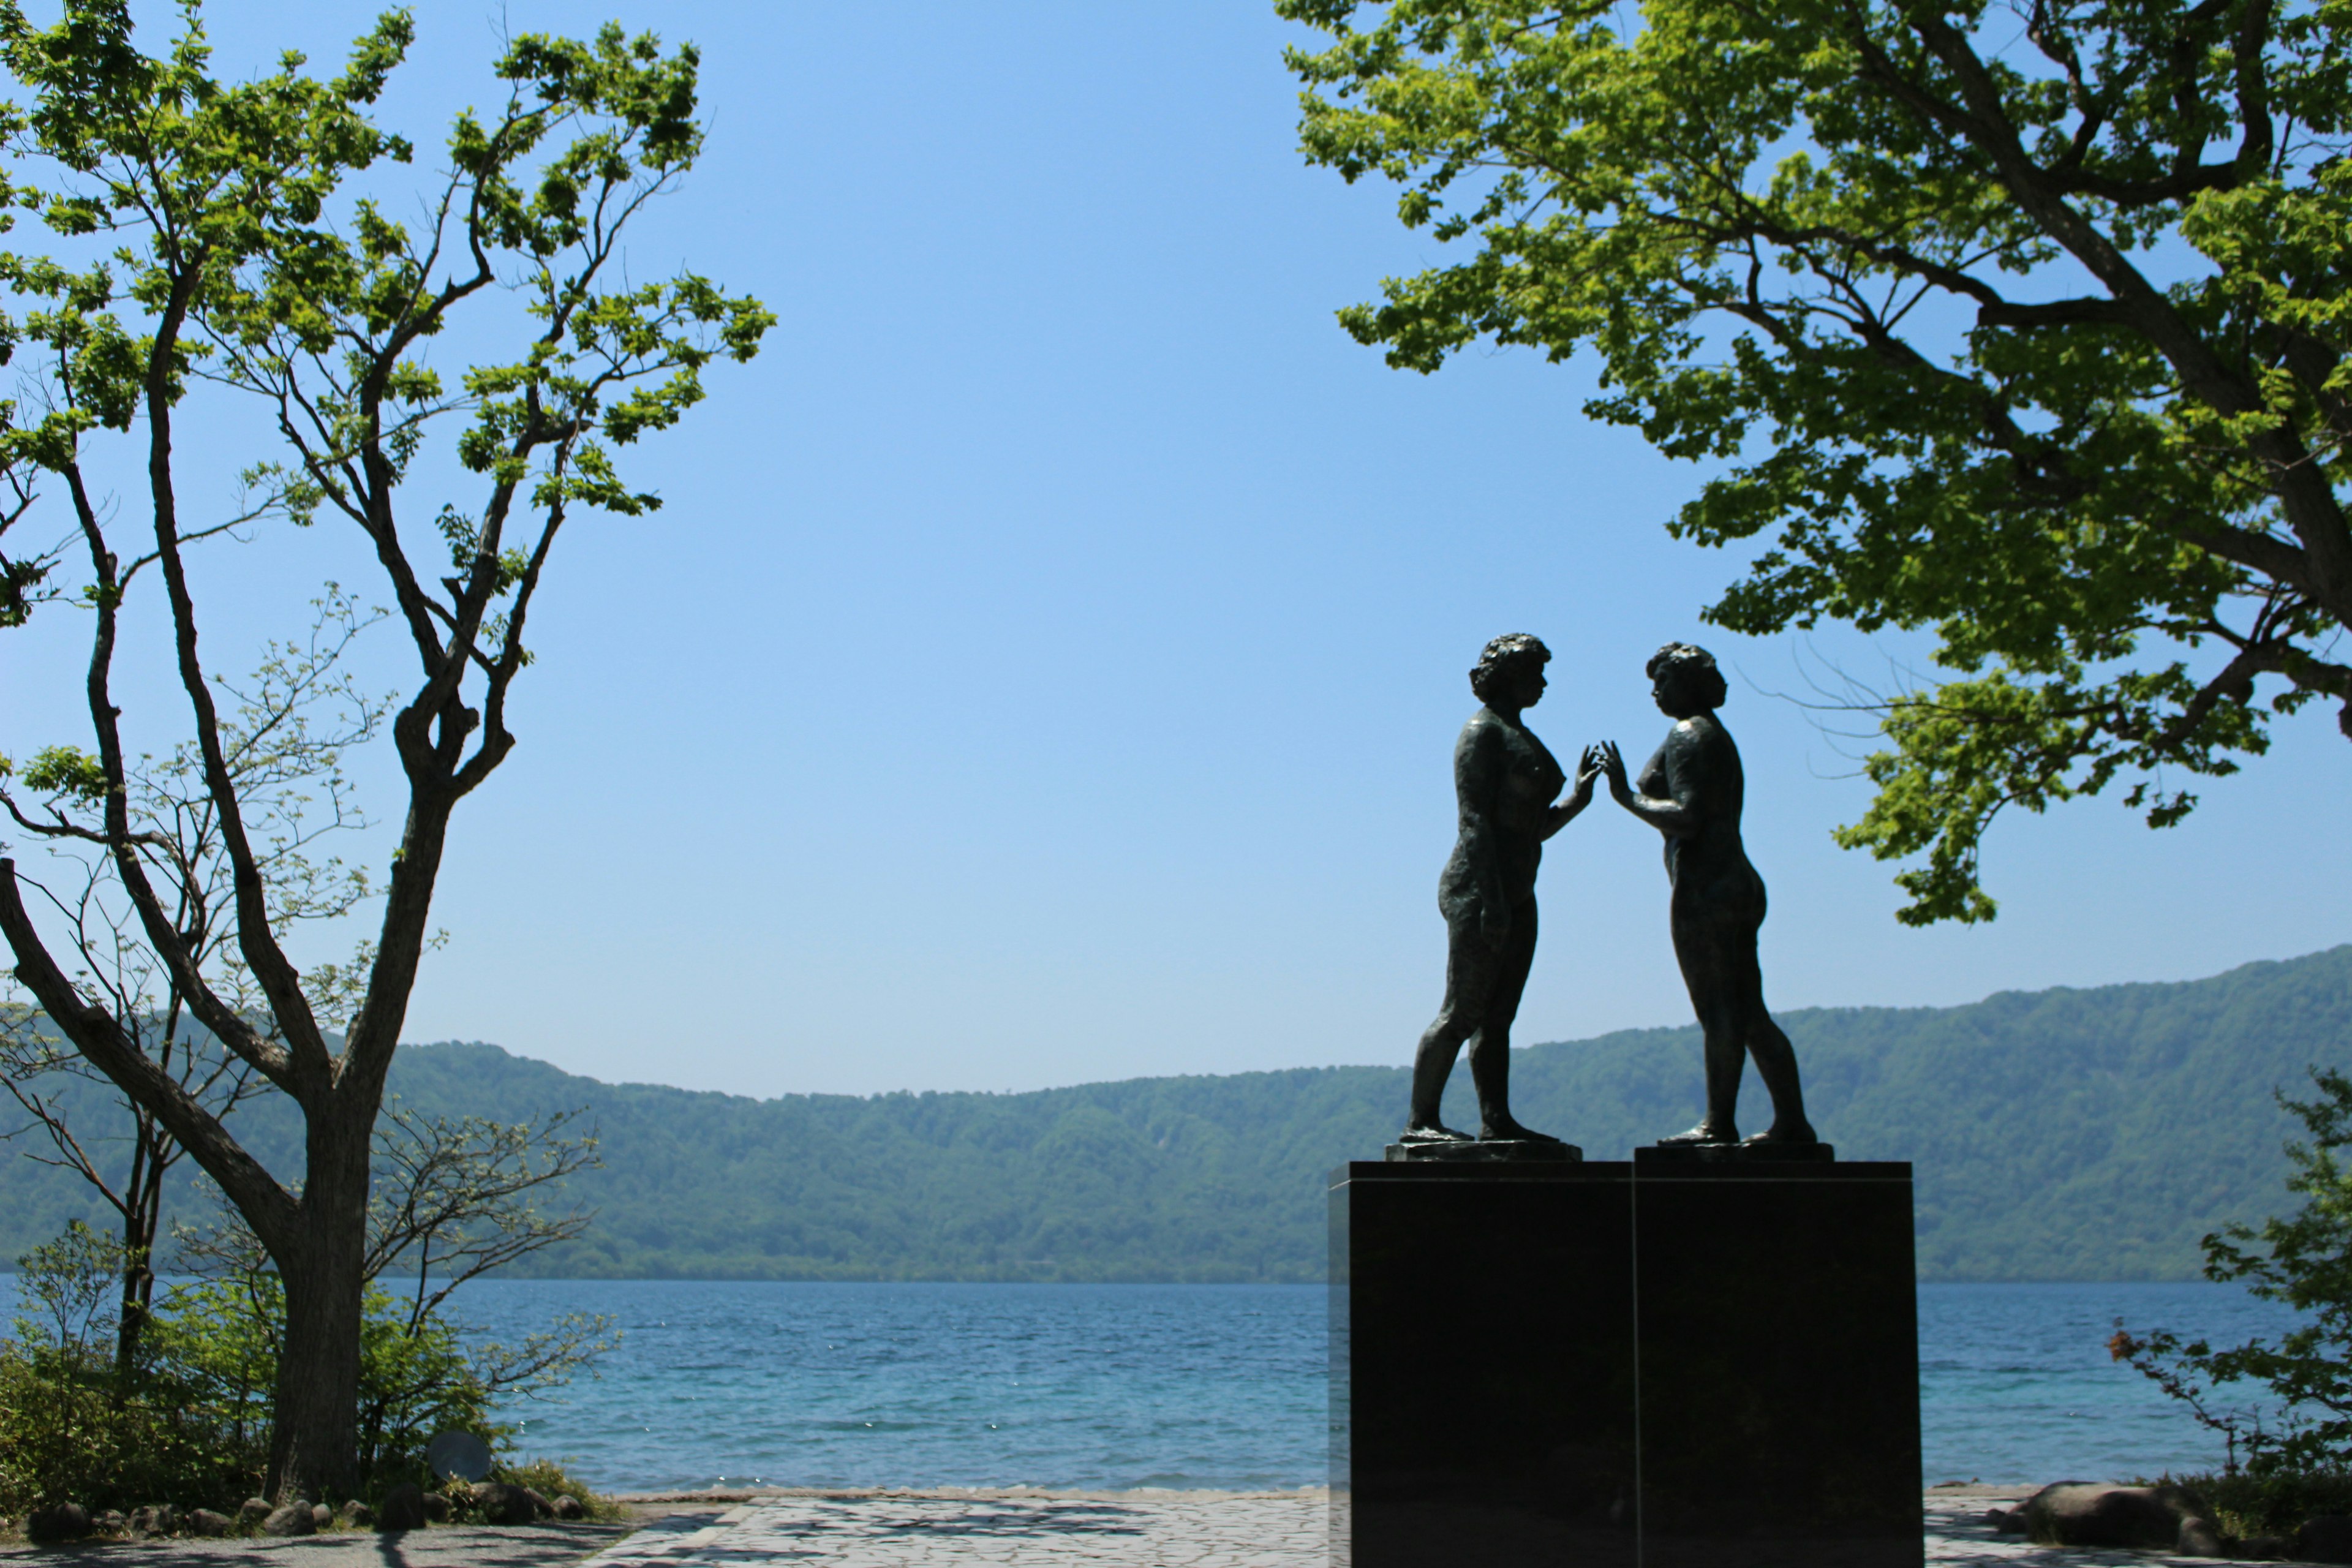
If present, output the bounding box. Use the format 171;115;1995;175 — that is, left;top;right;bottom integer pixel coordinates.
494;1456;627;1521
2163;1471;2352;1539
0;1223;253;1514
140;1273;502;1502
2115;1069;2352;1476
1;1222;609;1518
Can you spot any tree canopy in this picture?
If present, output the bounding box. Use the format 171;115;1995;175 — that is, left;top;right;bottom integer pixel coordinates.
1281;0;2352;922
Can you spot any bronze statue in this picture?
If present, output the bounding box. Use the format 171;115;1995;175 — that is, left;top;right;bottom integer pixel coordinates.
1598;643;1817;1147
1401;634;1600;1147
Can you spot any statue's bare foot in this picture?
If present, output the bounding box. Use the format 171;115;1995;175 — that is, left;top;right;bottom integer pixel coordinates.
1743;1123;1819;1145
1658;1122;1738;1146
1399;1121;1476;1144
1480;1120;1564;1144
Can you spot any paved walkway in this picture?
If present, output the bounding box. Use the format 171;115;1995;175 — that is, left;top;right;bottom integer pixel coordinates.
0;1488;2301;1566
0;1519;633;1564
1924;1491;2282;1568
582;1490;1325;1567
573;1487;2298;1568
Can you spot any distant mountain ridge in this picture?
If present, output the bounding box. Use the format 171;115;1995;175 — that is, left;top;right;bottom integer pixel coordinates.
4;946;2348;1281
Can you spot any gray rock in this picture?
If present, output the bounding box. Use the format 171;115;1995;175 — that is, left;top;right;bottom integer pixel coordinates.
237;1497;273;1529
1986;1506;2025;1533
2297;1515;2352;1563
339;1501;374;1528
421;1491;451;1523
552;1494;586;1520
185;1508;233;1537
92;1509;126;1534
472;1481;540;1526
311;1502;334;1530
2019;1482;2226;1555
262;1501;317;1537
26;1502;91;1542
128;1502;177;1536
377;1483;427;1531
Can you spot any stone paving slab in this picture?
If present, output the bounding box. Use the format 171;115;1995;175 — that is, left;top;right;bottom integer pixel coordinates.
580;1491;1327;1567
1925;1494;2283;1568
579;1488;2305;1568
0;1490;2302;1566
0;1520;633;1565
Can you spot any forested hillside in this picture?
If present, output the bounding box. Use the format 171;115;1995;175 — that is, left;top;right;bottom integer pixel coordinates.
6;947;2347;1281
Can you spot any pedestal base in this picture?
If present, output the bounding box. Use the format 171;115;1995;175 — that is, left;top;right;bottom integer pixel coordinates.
1634;1141;1836;1164
1330;1159;1920;1568
1385;1139;1585;1163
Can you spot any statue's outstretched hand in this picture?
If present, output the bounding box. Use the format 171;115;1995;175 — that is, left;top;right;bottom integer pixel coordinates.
1593;740;1630;802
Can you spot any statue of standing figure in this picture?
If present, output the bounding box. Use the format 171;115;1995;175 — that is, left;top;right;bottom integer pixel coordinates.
1597;643;1818;1148
1400;634;1602;1147
1399;635;1820;1153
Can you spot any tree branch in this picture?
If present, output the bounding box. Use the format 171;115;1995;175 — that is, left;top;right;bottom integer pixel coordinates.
0;859;297;1248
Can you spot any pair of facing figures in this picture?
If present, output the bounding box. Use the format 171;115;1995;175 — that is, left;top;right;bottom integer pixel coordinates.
1403;633;1818;1150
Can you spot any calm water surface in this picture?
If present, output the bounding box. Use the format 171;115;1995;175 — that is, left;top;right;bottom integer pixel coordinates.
458;1280;2289;1491
0;1276;2301;1491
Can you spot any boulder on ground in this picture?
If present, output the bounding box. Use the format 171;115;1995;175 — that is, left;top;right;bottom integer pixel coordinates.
26;1502;91;1542
421;1491;451;1523
2237;1533;2290;1559
1986;1506;2026;1533
376;1484;426;1531
237;1497;273;1529
552;1494;586;1520
472;1481;541;1526
128;1502;176;1536
261;1501;317;1537
309;1502;333;1530
339;1501;374;1528
92;1509;126;1534
2018;1482;2226;1556
185;1508;232;1537
2297;1516;2352;1564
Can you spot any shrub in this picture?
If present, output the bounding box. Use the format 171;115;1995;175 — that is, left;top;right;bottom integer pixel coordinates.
2116;1068;2352;1477
494;1456;626;1521
1;1219;608;1516
2162;1470;2352;1540
0;1224;253;1514
145;1272;499;1498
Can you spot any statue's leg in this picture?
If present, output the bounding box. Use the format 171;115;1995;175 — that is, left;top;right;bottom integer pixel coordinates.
1469;899;1551;1140
1406;921;1494;1137
1665;912;1744;1142
1731;941;1816;1142
1731;870;1815;1142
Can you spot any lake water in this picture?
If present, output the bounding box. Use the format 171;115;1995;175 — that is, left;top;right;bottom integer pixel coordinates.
0;1276;2301;1492
458;1280;2286;1491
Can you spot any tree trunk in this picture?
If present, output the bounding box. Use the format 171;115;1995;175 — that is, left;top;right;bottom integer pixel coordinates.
265;1098;374;1503
113;1110;167;1381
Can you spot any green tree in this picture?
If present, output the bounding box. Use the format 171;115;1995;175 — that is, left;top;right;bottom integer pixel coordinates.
2;595;383;1381
0;0;770;1500
1281;0;2352;922
2114;1068;2352;1475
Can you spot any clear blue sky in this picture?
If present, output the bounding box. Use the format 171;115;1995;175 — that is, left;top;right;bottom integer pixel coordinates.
6;1;2346;1101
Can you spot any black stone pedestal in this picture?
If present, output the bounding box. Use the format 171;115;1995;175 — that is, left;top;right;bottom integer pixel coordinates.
1330;1159;1919;1568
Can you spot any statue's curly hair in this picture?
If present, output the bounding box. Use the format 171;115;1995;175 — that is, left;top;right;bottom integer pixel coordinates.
1469;633;1551;705
1645;642;1727;711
